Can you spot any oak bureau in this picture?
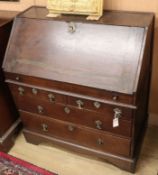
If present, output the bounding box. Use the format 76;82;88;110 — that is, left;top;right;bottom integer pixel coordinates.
2;6;154;172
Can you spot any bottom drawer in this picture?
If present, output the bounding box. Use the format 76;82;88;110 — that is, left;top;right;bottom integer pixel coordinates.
20;110;131;157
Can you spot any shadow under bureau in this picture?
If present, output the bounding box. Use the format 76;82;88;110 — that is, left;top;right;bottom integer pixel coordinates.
2;6;154;172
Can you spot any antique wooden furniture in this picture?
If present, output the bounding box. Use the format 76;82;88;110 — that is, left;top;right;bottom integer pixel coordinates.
2;6;154;172
0;10;20;152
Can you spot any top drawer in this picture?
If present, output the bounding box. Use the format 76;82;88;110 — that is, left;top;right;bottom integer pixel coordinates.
5;73;136;106
5;72;135;106
8;81;67;105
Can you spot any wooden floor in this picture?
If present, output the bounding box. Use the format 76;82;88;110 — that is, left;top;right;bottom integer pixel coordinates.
9;126;158;175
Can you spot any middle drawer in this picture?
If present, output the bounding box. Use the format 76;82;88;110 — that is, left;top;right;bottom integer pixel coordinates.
8;82;133;118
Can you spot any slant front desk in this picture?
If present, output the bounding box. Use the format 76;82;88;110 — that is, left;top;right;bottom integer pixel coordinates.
2;7;154;172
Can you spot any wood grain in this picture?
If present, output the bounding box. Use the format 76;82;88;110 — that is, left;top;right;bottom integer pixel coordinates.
3;15;145;94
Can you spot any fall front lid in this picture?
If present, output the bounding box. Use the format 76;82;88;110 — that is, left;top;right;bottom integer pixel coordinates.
2;9;146;94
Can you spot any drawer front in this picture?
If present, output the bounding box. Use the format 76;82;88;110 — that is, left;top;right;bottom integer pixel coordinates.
67;96;133;120
9;88;132;137
5;73;134;105
8;83;67;104
20;110;131;157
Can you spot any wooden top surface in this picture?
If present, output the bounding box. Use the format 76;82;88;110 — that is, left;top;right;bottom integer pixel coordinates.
19;6;154;27
0;10;19;27
3;7;153;94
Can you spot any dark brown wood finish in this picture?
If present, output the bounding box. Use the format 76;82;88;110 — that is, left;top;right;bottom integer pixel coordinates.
5;73;134;106
18;6;154;27
23;129;136;172
3;17;145;94
0;10;20;152
2;6;154;172
131;16;155;158
7;82;132;137
7;82;134;120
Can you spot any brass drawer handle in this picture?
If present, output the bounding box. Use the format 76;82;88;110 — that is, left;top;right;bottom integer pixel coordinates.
37;105;44;114
113;108;122;119
64;107;70;114
93;101;101;109
32;88;38;95
97;138;104;145
76;99;84;109
68;125;75;132
41;123;48;132
68;22;76;33
48;93;55;103
18;87;25;96
95;120;102;130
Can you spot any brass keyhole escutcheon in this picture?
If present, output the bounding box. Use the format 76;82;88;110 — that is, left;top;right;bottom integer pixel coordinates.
68;22;76;33
113;96;119;101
